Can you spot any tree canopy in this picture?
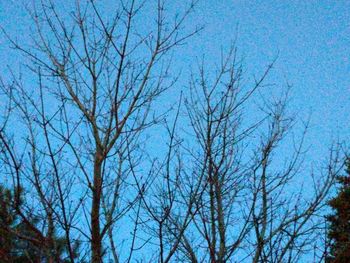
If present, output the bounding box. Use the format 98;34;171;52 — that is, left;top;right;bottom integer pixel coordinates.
327;158;350;262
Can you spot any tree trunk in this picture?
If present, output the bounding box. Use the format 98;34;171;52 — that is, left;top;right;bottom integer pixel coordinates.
91;152;103;263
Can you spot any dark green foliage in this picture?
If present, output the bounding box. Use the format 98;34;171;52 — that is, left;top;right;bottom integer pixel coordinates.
0;185;43;262
326;159;350;263
0;185;81;262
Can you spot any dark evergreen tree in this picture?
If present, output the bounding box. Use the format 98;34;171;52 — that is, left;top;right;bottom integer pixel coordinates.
0;185;81;262
326;158;350;263
0;185;14;262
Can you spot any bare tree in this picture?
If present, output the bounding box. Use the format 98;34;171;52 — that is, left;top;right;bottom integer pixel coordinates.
0;0;199;262
164;47;344;263
0;1;344;263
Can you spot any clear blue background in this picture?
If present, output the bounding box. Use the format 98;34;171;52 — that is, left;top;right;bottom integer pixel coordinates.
1;0;348;159
0;0;349;260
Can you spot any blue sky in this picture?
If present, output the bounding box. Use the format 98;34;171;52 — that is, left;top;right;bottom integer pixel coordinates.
1;0;349;157
191;1;350;158
0;0;349;260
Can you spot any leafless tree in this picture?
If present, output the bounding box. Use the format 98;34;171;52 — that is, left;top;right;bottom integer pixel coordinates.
0;0;200;262
162;48;344;263
0;1;344;263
